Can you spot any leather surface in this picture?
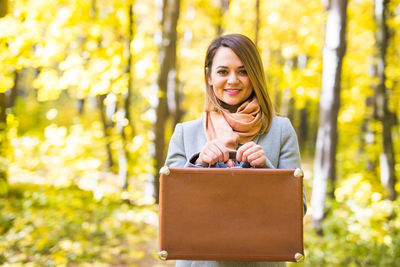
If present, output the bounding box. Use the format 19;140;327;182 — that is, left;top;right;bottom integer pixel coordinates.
159;168;304;262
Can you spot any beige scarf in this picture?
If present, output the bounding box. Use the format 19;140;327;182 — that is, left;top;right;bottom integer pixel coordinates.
205;98;262;150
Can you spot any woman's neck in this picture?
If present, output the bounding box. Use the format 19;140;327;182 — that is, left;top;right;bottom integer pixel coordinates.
219;101;241;113
218;94;254;113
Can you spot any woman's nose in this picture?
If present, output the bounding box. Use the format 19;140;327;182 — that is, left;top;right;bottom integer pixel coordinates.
227;72;239;84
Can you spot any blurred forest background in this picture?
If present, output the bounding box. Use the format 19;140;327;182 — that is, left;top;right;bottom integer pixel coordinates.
0;0;399;266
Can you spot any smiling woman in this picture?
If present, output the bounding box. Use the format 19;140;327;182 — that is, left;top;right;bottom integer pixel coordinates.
164;34;304;267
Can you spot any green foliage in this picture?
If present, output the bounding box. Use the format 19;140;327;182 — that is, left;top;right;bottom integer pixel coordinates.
0;183;157;266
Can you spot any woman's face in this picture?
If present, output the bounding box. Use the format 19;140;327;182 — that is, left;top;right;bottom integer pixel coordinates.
208;47;253;107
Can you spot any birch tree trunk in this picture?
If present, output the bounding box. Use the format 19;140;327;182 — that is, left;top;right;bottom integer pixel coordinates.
154;0;180;203
374;0;397;200
311;0;348;232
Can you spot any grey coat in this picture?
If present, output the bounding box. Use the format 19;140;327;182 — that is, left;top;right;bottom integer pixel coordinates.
164;115;304;267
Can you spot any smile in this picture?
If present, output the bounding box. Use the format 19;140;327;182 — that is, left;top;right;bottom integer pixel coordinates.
224;89;241;95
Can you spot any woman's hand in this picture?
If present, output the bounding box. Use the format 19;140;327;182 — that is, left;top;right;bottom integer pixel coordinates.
236;141;266;167
196;140;235;167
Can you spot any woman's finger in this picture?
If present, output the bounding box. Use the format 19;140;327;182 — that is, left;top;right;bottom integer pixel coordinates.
199;144;216;164
207;144;223;162
247;150;265;164
249;155;267;167
238;142;258;162
239;143;265;165
236;141;255;162
209;142;224;162
213;141;230;162
243;145;263;161
199;140;229;164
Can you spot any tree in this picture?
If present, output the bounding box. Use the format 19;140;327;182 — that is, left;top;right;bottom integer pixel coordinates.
0;0;9;196
254;0;261;47
116;1;136;190
0;0;7;18
374;0;397;200
154;0;181;203
97;94;115;170
311;0;348;232
0;92;7;196
217;0;229;35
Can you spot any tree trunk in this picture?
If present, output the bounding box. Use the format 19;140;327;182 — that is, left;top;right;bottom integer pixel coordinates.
309;103;319;154
76;99;85;115
255;0;261;47
217;0;229;35
0;92;7;196
281;57;296;122
298;105;309;154
91;0;116;173
154;0;180;203
6;71;18;108
374;0;396;200
0;0;7;18
0;70;19;196
118;1;136;190
97;94;114;170
361;91;377;171
125;2;134;136
311;0;348;233
166;34;183;127
168;69;184;128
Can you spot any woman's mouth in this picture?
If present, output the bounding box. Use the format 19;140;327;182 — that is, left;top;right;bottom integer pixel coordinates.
224;88;241;95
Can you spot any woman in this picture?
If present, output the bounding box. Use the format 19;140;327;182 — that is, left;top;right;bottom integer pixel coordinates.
164;34;303;267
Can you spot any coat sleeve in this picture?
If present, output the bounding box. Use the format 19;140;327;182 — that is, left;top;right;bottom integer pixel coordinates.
164;123;187;167
278;118;301;169
164;123;200;168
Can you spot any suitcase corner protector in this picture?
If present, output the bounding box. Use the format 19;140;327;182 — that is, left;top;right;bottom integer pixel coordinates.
158;250;168;260
159;166;170;175
294;252;304;262
294;168;304;178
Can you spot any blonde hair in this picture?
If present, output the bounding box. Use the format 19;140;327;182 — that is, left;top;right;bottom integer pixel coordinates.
204;34;274;134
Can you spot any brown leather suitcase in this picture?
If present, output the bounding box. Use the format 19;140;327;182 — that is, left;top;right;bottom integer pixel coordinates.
158;167;305;263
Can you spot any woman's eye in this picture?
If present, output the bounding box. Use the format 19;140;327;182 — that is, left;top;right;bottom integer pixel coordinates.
217;70;228;75
239;70;248;75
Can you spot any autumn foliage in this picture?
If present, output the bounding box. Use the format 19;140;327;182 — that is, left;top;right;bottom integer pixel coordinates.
0;0;399;265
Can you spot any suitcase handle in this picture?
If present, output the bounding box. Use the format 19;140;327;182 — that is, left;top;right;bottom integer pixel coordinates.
207;151;237;168
206;151;250;168
228;151;237;160
207;150;251;168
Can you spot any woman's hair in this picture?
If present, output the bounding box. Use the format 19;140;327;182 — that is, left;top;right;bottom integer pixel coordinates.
204;33;274;134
